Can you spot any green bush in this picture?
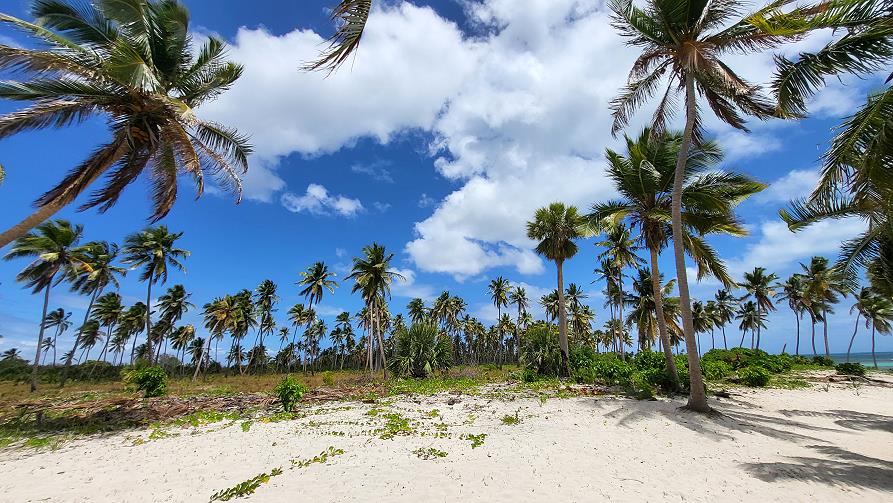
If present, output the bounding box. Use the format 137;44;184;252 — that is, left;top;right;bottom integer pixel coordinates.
520;367;540;383
739;365;771;387
812;356;834;367
321;371;334;386
389;323;453;378
274;375;307;412
628;371;655;399
633;350;666;372
702;360;732;381
791;355;811;365
123;365;168;397
520;323;562;376
835;362;866;376
674;355;691;390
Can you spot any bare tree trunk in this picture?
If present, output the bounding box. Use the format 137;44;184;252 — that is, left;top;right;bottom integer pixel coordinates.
822;307;831;358
60;287;100;387
871;326;877;368
618;272;626;359
846;313;860;363
755;306;761;350
795;313;801;356
721;325;727;350
555;260;570;378
811;319;817;355
650;247;680;391
31;283;53;392
373;304;388;379
144;269;155;364
674;74;708;412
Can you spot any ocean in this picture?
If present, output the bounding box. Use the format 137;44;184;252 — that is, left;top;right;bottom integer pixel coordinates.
828;351;893;369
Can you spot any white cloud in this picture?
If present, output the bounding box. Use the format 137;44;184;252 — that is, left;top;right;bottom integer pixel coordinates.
390;268;437;301
372;201;391;213
716;130;782;161
199;2;476;201
315;304;347;317
351;160;394;183
280;184;364;217
417;193;437;208
757;169;821;203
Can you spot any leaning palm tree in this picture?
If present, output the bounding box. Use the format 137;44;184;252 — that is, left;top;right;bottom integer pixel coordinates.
122;226;188;362
609;0;808;412
741;267;779;350
800;256;851;357
156;284;193;360
713;290;737;350
488;276;510;365
847;288;873;362
91;292;124;363
778;274;807;355
42;308;71;366
862;291;893;368
526;202;584;377
586;129;764;392
0;0;251;248
346;244;403;377
4;219;82;391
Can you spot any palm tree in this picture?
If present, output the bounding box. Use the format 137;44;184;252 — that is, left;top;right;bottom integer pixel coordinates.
254;280;278;351
625;268;681;351
4;219;82;391
77;320;103;363
508;286;528;361
171;324;195;372
42;308;71;366
736;301;767;349
691;301;713;356
488;276;510;365
407;298;427;325
587;129;763;392
303;1;373;72
778;274;807;355
597;224;643;356
122;226;188;362
91;292;124;363
608;0;805;411
713;290;737;350
287;303;309;371
741;267;779;350
3;348;22;361
156;284;193;360
0;0;251;247
346;244;403;378
800;256;851;357
527;202;584;377
847;288;873;363
298;262;337;322
862;291;893;368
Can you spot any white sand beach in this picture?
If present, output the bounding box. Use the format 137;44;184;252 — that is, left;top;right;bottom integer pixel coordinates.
1;380;891;503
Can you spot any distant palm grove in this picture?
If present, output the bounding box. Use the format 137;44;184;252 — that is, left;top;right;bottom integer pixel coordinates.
1;0;892;416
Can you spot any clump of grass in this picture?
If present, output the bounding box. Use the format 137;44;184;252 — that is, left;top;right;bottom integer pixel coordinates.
375;413;415;440
424;409;440;418
291;446;345;468
413;447;448;459
240;421;253;432
501;410;521;425
463;432;487;448
169;410;240;428
210;467;282;501
388;377;483;396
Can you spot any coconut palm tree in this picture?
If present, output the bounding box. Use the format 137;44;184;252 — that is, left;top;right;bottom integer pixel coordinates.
407;298;427;325
778;274;807;355
489;276;510;364
303;1;373;72
691;300;713;356
77;319;103;363
155;284;192;360
741;267;779;350
42;308;71;366
608;0;808;411
862;291;893;368
91;292;124;363
121;302;147;364
122;226;188;362
4;219;82;391
171;324;195;372
597;224;643;356
736;301;766;349
346;244;403;377
298;262;337;324
625;268;681;351
847;288;873;362
800;256;851;357
508;286;529;360
287;303;309;371
254;280;278;351
713;290;737;350
0;0;251;248
198;296;235;380
587;129;763;392
526;202;584;376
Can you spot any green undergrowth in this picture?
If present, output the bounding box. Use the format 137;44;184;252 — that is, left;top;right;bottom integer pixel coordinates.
291;446;345;468
413;447;448;459
210;467;283;501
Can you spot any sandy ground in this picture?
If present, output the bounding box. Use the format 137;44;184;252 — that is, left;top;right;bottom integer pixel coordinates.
1;381;891;503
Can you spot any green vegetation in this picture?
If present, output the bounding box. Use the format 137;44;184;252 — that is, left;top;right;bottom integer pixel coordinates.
739;366;772;387
413;447;448;459
836;362;867;377
291;447;345;468
463;433;487;449
375;413;415;440
210;468;283;502
123;366;168;398
274;376;307;412
501;411;521;426
389;323;453;378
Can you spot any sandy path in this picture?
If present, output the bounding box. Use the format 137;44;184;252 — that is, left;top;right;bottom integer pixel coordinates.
1;382;891;502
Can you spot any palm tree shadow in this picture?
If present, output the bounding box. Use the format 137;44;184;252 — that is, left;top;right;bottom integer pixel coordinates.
741;444;893;491
779;409;893;433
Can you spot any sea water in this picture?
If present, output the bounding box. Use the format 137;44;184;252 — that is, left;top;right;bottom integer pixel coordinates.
828;351;893;369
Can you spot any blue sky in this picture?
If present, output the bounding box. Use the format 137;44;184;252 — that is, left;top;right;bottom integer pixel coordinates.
0;0;885;360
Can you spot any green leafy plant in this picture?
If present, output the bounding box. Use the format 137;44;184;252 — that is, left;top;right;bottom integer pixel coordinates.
375;413;415;440
322;371;334;386
291;446;345;468
739;366;771;387
463;433;487;448
210;468;283;501
812;356;834;367
835;362;866;377
123;366;167;398
413;447;448;459
701;360;732;381
501;411;521;425
274;376;307;412
521;323;562;376
389;323;453;378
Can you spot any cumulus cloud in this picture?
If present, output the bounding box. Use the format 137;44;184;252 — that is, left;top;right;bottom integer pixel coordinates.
390;268;437;300
280;184;364;216
757;169;821;203
351;160;394;183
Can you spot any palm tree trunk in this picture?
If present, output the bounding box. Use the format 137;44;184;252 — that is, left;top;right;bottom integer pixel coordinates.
811;318;817;355
822;307;831;358
30;283;53;392
846;313;860;363
721;325;727;350
739;329;747;348
60;287;100;387
710;329;715;350
673;74;708;412
144;270;155;364
52;326;60;366
373;300;388;379
649;247;680;391
795;313;801;356
618;273;626;359
555;260;570;377
193;338;211;381
871;326;877;369
0;201;66;249
755;306;761;350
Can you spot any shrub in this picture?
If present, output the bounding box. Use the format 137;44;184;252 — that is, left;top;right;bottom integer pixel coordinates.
702;360;732;381
739;365;771;387
835;362;866;376
123;365;168;397
592;354;634;385
389;323;453;378
674;355;691;390
633;350;666;372
321;371;334;386
520;367;540;383
812;356;834;367
274;375;307;412
791;355;811;365
520;323;562;376
628;371;656;399
569;345;597;374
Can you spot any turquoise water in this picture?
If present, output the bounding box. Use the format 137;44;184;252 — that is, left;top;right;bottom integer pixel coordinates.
827;352;893;369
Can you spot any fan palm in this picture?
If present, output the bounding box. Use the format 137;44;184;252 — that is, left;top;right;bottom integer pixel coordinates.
587;129;763;392
346;243;403;378
527;202;584;376
122;225;188;362
0;0;251;248
741;267;779;350
4;219;82;391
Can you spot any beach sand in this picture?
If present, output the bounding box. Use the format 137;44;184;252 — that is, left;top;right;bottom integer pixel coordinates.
1;379;891;502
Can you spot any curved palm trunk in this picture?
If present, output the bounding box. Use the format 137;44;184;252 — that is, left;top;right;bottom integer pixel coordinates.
755;306;762;350
673;75;708;412
144;270;155;364
31;283;53;392
822;307;831;358
794;313;801;356
193;338;211;381
811;318;817;355
871;326;877;369
846;313;860;363
0;201;65;249
555;260;570;377
649;247;680;390
60;287;100;387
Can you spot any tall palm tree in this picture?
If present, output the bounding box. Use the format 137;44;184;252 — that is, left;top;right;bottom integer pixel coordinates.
508;286;528;360
691;300;713;356
0;0;251;248
741;267;779;350
346;244;403;378
736;301;767;349
713;290;737;350
587;129;763;391
407;298;427;325
800;256;851;357
527;202;584;376
42;308;71;366
298;261;338;322
254;280;278;351
77;319;103;363
287;303;309;371
625;268;681;351
171;324;195;372
122;226;188;362
847;288;873;363
862;291;893;368
488;276;510;364
91;292;124;363
199;295;235;380
156;284;192;360
597;224;643;356
608;0;805;411
778;274;807;355
4;219;82;391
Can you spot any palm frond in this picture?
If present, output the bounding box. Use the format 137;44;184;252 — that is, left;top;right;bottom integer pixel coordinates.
302;0;372;73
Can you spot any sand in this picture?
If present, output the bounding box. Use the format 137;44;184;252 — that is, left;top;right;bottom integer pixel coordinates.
1;380;891;502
